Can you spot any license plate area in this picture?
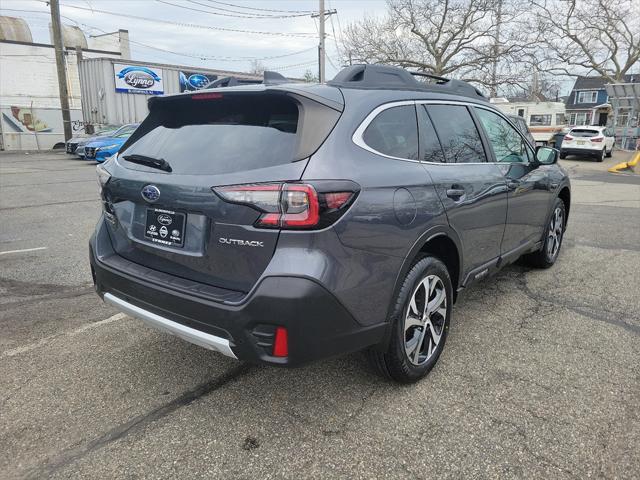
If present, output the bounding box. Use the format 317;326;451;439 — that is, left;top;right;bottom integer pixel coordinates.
577;140;585;145
144;208;186;247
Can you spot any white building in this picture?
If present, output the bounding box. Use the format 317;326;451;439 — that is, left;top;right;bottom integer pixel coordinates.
0;16;130;150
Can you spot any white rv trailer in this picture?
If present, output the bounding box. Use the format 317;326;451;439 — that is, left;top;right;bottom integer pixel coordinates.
491;99;568;146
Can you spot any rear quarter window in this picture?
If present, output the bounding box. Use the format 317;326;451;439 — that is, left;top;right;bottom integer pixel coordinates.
362;105;419;160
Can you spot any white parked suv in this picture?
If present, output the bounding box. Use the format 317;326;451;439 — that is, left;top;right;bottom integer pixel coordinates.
560;126;615;162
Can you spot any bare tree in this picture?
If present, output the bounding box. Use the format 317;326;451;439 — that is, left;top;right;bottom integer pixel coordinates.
341;0;530;91
250;60;266;75
302;70;319;83
531;0;640;81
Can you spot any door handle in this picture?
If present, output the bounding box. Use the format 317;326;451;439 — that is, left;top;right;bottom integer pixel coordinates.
507;180;520;190
446;188;465;199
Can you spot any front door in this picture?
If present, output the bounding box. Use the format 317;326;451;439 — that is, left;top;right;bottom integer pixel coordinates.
473;107;553;256
598;112;608;126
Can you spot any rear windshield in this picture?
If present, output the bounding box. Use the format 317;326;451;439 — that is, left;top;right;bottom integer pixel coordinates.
120;94;299;175
570;129;599;137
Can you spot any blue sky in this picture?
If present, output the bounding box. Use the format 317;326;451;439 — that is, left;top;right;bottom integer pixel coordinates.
1;0;388;78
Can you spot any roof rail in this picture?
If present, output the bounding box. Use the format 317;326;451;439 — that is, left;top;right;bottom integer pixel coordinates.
327;64;486;101
205;70;289;89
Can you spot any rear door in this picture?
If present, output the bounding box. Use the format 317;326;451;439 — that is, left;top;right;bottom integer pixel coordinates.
101;89;341;293
419;103;508;284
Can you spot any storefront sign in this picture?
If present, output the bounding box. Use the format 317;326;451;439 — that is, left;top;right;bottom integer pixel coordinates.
114;64;164;95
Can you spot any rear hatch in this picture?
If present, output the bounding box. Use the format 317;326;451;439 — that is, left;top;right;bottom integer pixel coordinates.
564;128;603;148
101;87;342;293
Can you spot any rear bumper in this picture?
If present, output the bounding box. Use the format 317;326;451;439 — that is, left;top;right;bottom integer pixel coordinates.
560;147;603;156
103;293;237;358
89;220;385;366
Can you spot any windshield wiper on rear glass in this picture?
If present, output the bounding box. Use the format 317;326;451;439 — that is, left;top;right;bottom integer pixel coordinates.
122;154;172;172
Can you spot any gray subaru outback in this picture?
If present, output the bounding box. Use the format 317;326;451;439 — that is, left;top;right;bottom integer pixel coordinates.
90;65;570;383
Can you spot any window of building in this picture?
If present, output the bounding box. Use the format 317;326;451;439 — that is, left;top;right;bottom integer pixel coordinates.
426;105;487;163
556;113;567;125
362;105;419;160
517;108;525;117
569;112;591;126
616;108;631;127
475;108;531;163
529;114;552;126
577;91;598;104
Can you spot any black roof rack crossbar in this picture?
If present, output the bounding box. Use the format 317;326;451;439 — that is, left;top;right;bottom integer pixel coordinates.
408;71;449;84
327;64;486;101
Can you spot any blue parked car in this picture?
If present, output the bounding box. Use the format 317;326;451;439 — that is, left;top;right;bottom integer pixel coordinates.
84;124;138;162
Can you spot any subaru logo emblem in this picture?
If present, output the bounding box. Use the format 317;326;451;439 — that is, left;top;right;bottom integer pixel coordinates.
141;185;160;203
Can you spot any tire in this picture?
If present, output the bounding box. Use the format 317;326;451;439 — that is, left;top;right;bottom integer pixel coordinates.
597;148;605;162
522;198;566;269
367;256;452;383
606;145;613;157
559;151;567;159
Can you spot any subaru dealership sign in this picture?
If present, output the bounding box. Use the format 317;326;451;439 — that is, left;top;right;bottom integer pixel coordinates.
114;64;164;95
179;71;218;92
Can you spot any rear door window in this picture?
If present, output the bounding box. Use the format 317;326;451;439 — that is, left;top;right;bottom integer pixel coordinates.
120;94;300;175
362;105;419;160
426;105;487;163
417;106;445;163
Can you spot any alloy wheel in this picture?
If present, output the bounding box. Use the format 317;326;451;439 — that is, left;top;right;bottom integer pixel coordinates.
547;207;564;259
403;275;447;365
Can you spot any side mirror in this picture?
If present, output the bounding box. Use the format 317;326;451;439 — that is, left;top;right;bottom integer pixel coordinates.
535;146;559;165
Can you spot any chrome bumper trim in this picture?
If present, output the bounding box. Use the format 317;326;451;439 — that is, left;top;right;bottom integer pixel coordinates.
103;293;237;359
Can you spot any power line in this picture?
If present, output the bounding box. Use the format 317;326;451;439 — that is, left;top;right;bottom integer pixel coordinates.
31;1;319;38
158;0;310;19
270;60;318;72
1;7;317;64
201;0;314;14
186;0;310;18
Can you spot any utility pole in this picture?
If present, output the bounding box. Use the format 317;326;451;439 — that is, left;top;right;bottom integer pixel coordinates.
319;0;326;83
490;0;503;98
50;0;72;142
312;1;337;83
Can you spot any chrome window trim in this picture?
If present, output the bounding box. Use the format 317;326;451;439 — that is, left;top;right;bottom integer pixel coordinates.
352;100;421;163
352;99;535;166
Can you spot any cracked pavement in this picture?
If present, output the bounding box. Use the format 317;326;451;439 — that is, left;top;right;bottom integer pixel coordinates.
1;151;639;479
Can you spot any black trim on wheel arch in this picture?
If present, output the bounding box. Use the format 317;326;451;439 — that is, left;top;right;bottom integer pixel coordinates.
379;226;462;351
368;256;453;383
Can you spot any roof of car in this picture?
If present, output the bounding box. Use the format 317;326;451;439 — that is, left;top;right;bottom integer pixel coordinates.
327;64;487;102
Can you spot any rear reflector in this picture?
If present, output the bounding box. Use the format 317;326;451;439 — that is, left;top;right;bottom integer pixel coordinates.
273;327;288;357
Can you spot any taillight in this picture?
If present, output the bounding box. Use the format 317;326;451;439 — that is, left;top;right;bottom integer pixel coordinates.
213;181;358;230
591;136;604;142
564;135;574;141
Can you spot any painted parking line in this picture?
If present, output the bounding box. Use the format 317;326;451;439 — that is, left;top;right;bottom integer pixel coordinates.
1;313;127;358
0;247;48;256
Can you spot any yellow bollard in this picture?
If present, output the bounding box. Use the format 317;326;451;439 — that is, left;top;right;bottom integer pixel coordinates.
608;152;640;173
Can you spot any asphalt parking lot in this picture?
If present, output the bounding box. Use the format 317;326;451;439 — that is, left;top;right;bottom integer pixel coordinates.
1;150;639;479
